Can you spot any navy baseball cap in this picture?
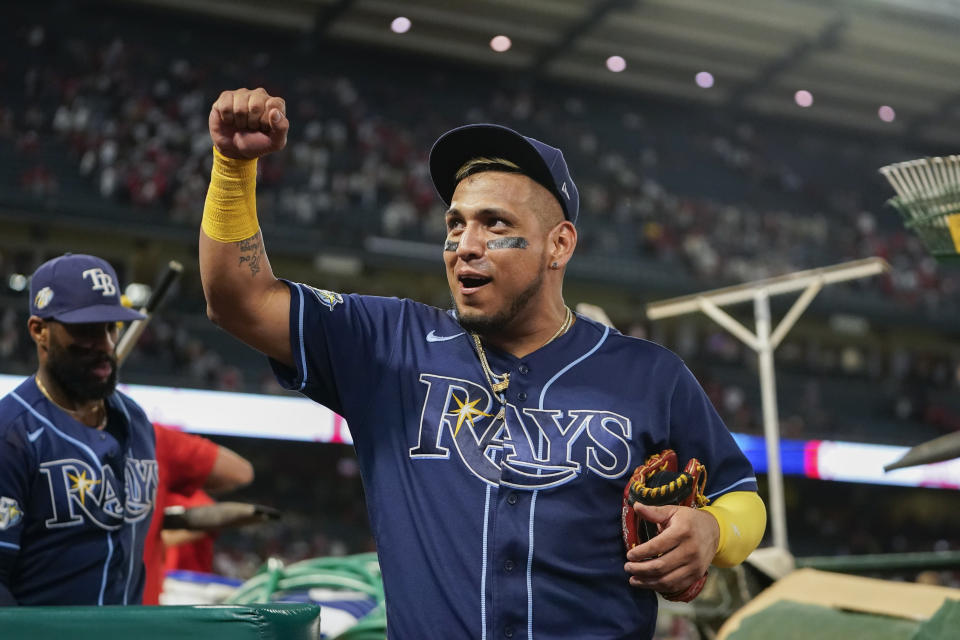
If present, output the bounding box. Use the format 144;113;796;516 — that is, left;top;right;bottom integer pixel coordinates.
29;254;145;324
429;123;580;225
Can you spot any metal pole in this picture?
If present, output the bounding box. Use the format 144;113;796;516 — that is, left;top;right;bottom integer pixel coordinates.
645;260;889;554
755;291;789;551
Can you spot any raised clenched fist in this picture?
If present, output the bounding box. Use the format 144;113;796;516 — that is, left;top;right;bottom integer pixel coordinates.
209;87;288;160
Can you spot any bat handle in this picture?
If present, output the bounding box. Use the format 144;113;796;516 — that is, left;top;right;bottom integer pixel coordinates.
115;319;144;366
116;260;183;367
144;260;183;314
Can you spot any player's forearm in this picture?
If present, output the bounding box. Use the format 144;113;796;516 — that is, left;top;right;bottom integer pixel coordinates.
199;149;292;363
702;491;766;568
161;528;208;547
199;229;281;323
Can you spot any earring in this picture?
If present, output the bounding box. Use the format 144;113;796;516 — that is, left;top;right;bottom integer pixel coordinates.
551;262;559;269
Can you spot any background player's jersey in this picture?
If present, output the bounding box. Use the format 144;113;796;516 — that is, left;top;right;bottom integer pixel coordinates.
0;377;157;605
270;282;758;640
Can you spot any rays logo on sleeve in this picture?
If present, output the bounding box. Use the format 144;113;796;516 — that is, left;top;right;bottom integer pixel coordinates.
0;496;23;530
410;374;632;489
306;287;344;311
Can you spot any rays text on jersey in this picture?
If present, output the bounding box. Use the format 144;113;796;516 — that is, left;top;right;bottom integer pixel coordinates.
38;457;157;530
410;374;632;489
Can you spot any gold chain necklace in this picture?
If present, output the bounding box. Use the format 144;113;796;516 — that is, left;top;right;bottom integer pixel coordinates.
542;306;574;349
469;306;574;409
35;375;107;430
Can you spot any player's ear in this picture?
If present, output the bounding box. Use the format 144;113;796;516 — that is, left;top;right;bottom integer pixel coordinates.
547;220;577;271
27;316;48;348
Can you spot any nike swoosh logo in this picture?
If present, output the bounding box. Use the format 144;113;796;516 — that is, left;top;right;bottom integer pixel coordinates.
426;330;465;342
27;427;44;442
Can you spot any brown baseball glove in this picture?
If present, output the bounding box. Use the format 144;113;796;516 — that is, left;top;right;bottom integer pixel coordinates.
622;449;710;602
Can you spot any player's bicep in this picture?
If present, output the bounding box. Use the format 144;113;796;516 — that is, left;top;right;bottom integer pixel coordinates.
222;278;293;367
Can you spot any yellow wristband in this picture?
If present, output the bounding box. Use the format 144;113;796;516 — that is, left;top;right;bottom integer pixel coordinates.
702;491;766;568
201;146;260;242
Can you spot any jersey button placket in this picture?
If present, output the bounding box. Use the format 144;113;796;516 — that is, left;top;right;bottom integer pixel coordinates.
493;362;532;639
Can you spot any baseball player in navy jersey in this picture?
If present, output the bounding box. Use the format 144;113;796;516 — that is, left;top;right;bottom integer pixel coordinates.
199;87;766;639
0;254;157;606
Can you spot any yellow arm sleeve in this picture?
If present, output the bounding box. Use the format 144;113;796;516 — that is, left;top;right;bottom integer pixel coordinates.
702;491;766;568
201;146;260;243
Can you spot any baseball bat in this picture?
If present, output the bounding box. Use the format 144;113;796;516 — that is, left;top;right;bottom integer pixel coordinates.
163;502;281;531
883;431;960;471
116;260;183;366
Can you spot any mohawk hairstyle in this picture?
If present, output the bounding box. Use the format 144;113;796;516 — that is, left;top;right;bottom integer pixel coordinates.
455;157;523;182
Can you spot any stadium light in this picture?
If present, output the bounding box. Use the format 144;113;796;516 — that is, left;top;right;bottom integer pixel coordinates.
390;17;411;34
490;35;511;52
606;56;626;72
695;71;714;88
7;274;27;292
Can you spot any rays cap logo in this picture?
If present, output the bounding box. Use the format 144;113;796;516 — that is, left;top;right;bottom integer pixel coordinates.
29;253;146;324
429;123;580;225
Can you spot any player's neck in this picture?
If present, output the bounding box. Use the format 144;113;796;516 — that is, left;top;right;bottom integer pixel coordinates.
35;369;108;430
481;301;574;359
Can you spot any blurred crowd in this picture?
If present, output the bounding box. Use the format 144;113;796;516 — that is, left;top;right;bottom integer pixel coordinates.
2;7;958;318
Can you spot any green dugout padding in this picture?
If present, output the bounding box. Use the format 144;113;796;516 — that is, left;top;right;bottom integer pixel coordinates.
0;603;321;640
727;599;960;640
726;600;920;640
913;599;960;640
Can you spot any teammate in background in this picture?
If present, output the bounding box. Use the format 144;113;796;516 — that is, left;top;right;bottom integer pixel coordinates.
161;488;217;575
198;88;767;639
0;253;156;606
141;425;253;605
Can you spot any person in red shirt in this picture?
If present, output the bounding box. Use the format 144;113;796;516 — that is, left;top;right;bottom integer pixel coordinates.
162;488;216;575
142;425;253;605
